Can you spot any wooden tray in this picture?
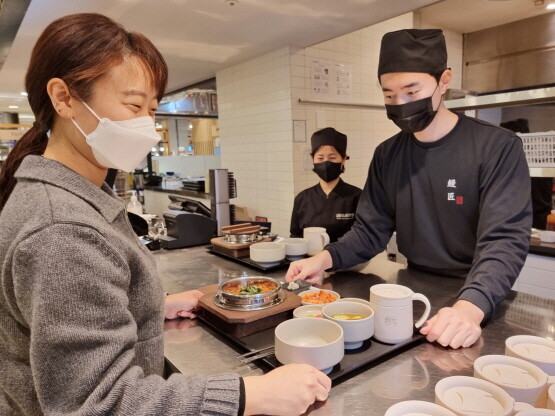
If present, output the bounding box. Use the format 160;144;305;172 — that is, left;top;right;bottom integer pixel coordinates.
210;236;271;258
198;284;301;337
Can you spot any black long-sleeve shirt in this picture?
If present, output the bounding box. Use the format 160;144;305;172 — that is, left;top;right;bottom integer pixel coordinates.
327;115;532;319
290;179;361;243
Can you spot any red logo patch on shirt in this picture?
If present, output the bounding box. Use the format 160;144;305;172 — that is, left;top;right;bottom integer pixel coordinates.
456;196;464;205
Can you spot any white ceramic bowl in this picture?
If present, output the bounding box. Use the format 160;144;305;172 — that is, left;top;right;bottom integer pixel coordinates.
338;297;372;307
249;242;285;264
516;410;555;416
539;231;555;243
322;301;374;349
282;238;308;260
473;354;550;408
435;376;517;416
293;304;324;318
298;289;340;306
274;317;344;374
505;335;555;376
385;400;457;416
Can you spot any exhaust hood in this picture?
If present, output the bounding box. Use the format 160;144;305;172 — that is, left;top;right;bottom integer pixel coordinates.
157;89;218;117
447;11;555;110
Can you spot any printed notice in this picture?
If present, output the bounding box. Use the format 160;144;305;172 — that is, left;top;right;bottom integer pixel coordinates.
310;59;352;101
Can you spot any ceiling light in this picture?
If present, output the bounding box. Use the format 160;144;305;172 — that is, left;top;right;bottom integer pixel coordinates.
9;105;19;109
20;91;28;96
547;2;555;8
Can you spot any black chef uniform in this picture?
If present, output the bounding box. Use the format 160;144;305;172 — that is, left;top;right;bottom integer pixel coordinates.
290;179;361;243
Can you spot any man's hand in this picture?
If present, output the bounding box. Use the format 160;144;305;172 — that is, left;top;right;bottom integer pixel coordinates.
285;250;333;284
419;299;484;349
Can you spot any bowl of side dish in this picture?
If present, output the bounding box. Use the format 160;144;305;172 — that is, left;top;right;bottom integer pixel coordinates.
298;289;340;305
293;304;324;318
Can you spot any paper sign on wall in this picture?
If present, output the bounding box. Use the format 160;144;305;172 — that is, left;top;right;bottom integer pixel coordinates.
310;59;352;101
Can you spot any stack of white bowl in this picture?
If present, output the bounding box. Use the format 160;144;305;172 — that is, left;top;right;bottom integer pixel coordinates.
385;335;555;416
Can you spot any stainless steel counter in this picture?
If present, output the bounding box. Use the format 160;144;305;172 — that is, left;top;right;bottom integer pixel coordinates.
155;246;555;415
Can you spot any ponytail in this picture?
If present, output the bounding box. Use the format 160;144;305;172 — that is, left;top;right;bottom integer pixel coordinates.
0;126;48;211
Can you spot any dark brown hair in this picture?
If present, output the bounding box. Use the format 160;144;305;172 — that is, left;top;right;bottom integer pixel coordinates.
0;13;168;211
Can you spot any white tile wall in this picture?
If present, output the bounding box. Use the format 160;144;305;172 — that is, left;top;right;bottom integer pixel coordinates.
217;13;465;237
218;47;295;236
290;14;414;195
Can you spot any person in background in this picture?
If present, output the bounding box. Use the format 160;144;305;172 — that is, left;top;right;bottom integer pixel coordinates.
290;127;362;242
500;118;553;230
286;29;532;350
0;13;330;416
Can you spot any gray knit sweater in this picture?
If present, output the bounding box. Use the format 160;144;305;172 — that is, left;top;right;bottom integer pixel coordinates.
0;156;241;415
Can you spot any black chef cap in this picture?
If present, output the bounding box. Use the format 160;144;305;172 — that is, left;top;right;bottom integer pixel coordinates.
378;29;447;78
311;127;347;157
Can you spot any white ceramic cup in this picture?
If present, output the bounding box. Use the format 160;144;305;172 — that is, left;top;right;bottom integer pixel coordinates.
505;335;555;376
435;375;529;416
473;355;555;408
385;400;457;416
303;227;330;256
369;283;431;344
549;383;555;409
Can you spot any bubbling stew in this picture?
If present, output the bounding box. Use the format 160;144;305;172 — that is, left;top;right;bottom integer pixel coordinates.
224;280;277;295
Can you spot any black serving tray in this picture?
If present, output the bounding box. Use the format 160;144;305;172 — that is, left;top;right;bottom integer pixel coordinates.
207;246;293;271
197;313;425;384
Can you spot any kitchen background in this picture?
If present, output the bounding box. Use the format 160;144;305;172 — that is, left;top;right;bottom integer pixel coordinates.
1;0;555;238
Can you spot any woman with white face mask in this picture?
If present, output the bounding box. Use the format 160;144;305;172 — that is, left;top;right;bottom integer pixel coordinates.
0;13;330;416
290;128;362;243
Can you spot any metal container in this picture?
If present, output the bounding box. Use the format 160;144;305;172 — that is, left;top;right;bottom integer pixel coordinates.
223;233;262;244
214;276;284;311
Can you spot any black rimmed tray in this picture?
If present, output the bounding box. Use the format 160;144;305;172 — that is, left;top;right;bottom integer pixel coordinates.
197;311;425;384
207;246;293;271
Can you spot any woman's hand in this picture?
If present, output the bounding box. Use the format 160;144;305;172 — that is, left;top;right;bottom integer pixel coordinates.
243;364;331;416
285;250;333;284
164;290;205;320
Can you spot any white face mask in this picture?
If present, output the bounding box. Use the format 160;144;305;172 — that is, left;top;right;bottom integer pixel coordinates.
71;102;160;172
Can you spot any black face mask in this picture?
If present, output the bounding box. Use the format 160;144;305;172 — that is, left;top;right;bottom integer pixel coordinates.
313;161;342;182
385;84;441;133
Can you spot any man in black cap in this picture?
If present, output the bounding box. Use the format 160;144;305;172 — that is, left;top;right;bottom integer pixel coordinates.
290;127;361;243
286;29;532;349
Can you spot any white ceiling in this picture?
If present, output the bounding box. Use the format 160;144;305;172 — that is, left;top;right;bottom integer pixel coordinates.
417;0;554;33
0;0;439;117
1;0;553;119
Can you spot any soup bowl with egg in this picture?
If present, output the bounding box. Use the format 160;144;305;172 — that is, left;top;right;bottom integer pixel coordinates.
322;300;375;349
